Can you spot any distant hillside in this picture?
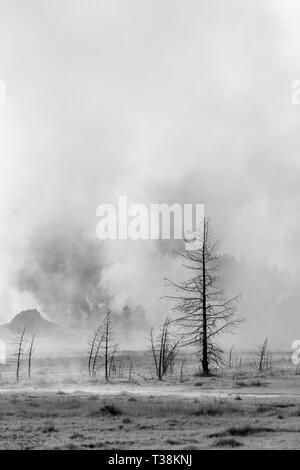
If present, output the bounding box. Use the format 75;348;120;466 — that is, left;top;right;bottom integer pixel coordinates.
0;309;61;336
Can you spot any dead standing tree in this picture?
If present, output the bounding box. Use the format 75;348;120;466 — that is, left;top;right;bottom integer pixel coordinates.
28;334;35;379
102;311;116;382
150;316;180;380
166;218;243;376
87;325;103;377
254;337;272;373
14;327;27;382
87;311;117;381
228;346;234;368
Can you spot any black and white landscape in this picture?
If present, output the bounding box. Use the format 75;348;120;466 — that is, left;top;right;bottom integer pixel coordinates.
0;0;300;451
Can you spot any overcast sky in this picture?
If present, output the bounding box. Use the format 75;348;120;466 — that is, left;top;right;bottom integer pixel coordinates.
0;0;300;325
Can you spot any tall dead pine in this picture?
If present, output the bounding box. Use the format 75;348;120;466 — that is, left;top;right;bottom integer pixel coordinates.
166;218;243;376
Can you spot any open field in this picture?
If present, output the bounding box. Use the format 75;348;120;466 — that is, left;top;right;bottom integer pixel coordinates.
1;390;300;449
1;350;300;449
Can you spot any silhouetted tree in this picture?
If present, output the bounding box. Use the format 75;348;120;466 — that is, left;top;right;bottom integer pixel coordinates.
166;218;242;376
150;316;180;380
87;325;103;377
254;337;272;373
102;311;116;382
28;334;35;379
87;311;117;381
14;327;26;382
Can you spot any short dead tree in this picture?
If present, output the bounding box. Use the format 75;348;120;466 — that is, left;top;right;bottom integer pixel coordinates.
13;327;27;382
128;362;133;383
180;359;186;382
28;334;35;379
228;346;234;368
87;325;103;377
150;316;180;380
102;311;117;382
87;311;117;381
254;337;272;373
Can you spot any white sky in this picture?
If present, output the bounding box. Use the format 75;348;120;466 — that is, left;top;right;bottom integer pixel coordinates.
0;0;300;319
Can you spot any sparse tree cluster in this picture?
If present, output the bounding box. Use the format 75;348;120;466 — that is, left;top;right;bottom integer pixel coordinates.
150;316;180;380
87;311;118;381
13;328;36;382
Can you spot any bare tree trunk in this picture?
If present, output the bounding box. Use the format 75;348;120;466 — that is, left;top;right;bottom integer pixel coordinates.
150;317;180;380
89;311;116;381
128;362;133;383
109;345;118;377
28;334;35;379
92;334;103;377
88;326;101;377
104;311;111;382
150;328;159;378
228;346;233;368
202;235;209;376
166;218;243;375
180;359;185;382
254;337;269;372
16;327;26;382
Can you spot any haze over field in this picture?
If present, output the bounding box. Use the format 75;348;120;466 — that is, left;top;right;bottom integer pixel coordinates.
0;0;300;348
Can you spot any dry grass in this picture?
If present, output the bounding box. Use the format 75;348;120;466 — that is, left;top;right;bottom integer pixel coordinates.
214;438;243;448
192;401;240;416
235;379;268;387
210;425;277;438
0;351;299;449
0;391;299;449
